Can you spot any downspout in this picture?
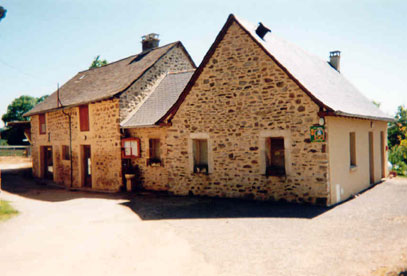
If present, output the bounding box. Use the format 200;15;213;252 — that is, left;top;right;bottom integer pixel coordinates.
57;83;73;188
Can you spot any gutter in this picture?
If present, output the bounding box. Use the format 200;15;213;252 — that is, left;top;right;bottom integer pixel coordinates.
57;84;73;188
318;111;395;122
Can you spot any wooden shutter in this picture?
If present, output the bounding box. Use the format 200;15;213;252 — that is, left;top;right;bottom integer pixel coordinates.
79;105;89;131
39;114;46;134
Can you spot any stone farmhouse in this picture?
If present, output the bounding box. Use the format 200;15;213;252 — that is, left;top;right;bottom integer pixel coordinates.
24;35;196;191
26;15;393;206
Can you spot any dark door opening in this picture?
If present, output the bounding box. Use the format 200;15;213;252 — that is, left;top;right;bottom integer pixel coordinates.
43;146;53;180
369;132;374;184
83;145;92;188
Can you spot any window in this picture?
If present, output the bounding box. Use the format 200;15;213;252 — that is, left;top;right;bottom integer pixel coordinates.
350;132;356;167
193;139;208;174
148;139;161;166
39;114;46;134
265;137;285;176
122;138;140;159
62;145;70;161
79;105;89;132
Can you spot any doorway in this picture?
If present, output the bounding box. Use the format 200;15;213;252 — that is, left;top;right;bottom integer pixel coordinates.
82;145;92;188
42;146;53;180
368;132;374;184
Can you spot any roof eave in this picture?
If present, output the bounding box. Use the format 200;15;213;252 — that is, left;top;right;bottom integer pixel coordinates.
319;110;395;122
120;124;164;129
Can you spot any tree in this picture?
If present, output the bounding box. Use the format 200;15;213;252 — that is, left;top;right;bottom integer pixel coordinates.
1;95;46;124
89;55;108;69
1;95;48;145
388;105;407;175
0;6;6;22
388;105;407;148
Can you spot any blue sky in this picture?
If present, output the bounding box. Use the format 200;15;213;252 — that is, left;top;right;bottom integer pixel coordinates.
0;0;406;127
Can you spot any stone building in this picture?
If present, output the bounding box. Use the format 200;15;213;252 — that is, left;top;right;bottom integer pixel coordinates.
24;36;195;192
132;14;392;206
26;15;393;206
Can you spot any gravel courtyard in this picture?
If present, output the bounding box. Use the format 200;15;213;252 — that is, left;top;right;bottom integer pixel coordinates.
0;168;406;276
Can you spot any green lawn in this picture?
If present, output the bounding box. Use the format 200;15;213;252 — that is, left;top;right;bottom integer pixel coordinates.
0;200;18;221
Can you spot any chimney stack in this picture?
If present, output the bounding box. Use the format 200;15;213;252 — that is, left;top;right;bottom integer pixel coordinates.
255;22;271;40
141;33;160;52
329;51;341;72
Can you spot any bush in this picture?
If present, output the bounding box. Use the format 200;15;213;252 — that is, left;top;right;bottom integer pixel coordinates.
389;144;407;175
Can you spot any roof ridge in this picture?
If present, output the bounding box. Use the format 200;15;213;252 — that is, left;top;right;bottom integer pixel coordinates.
77;41;179;74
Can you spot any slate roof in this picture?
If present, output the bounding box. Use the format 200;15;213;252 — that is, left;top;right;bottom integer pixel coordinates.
25;42;193;116
121;70;194;128
161;14;393;123
233;16;392;121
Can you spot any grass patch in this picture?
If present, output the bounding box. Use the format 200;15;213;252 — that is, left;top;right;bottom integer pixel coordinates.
0;200;18;221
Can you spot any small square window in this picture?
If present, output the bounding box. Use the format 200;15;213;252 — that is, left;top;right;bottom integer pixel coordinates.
62;145;70;161
122;138;140;159
265;137;286;176
39;114;46;135
193;139;208;174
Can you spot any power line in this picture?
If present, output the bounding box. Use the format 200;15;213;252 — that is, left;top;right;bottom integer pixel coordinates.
0;57;38;79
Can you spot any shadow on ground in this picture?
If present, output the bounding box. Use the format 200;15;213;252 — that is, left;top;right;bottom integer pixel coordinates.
120;196;330;220
1;168;127;202
1;168;331;220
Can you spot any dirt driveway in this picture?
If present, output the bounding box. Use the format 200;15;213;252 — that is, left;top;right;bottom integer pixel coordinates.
1;168;406;276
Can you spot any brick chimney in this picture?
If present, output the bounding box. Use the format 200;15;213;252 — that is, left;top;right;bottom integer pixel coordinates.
329;51;341;72
141;33;160;51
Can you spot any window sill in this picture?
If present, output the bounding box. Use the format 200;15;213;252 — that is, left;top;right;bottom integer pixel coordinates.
192;172;210;176
265;174;286;177
350;165;358;172
122;156;140;159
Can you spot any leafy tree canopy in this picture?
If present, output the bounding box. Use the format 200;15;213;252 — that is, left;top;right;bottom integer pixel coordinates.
388;105;407;148
388;105;407;175
89;55;108;69
1;95;48;145
0;6;6;22
2;95;48;124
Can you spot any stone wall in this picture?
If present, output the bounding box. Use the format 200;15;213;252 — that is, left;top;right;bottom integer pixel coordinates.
30;99;122;192
119;44;195;122
126;127;169;191
164;21;330;204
